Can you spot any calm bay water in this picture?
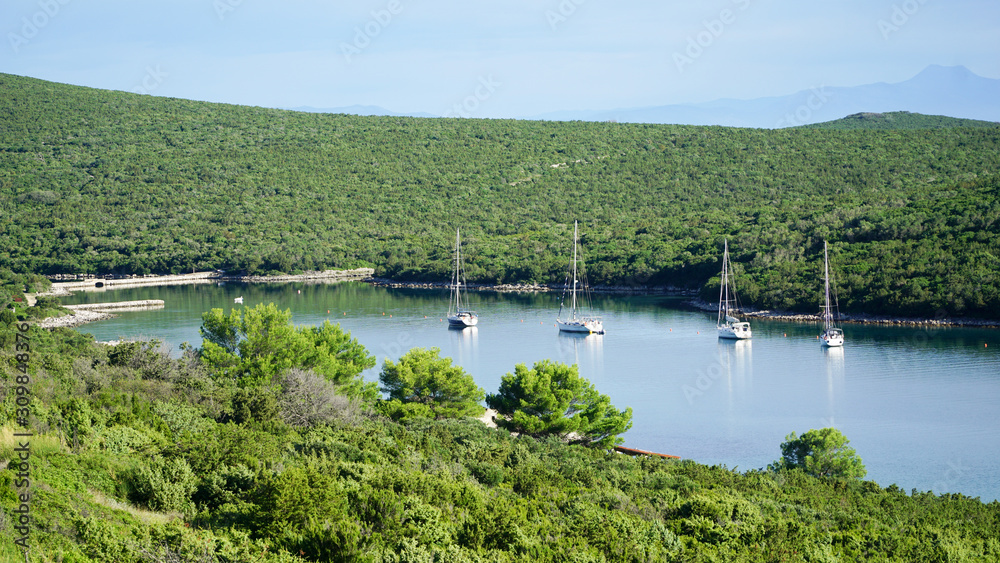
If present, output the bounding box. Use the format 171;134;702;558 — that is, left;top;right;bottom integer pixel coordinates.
62;281;1000;501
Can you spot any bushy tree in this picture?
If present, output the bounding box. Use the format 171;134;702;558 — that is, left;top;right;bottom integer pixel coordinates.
198;303;376;399
379;347;485;421
486;359;632;448
773;427;867;479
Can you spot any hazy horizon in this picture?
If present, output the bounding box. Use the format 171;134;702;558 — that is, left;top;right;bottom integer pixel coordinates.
3;1;999;118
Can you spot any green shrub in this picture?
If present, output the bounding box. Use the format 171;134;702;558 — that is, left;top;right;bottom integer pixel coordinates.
129;455;198;514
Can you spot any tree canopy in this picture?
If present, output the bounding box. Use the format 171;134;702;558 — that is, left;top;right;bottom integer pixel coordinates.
198;302;376;399
772;427;867;479
378;347;485;421
486;359;632;448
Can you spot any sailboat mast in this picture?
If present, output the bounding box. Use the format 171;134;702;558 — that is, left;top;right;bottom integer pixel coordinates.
453;228;461;313
571;221;578;320
718;239;729;324
823;240;831;328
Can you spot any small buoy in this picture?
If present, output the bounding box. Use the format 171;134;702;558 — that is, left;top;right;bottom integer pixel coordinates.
816;335;819;339
783;333;786;337
697;331;700;334
327;310;330;314
382;312;385;316
669;328;672;332
297;290;301;294
343;312;346;315
389;314;392;318
424;315;427;318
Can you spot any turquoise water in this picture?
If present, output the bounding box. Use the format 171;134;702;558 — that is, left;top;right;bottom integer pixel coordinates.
62;281;1000;501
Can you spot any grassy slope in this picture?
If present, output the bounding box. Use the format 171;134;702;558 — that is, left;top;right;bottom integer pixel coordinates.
2;74;1000;318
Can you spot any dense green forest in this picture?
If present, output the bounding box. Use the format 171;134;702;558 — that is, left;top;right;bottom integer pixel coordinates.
2;73;1000;318
2;304;998;562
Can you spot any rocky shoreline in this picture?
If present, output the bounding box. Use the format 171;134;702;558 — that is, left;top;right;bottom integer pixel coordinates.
39;300;166;329
687;299;1000;329
43;269;375;296
368;277;699;296
35;270;998;329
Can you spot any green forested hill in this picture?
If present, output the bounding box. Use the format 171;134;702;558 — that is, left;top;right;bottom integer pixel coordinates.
803;111;1000;130
3;73;1000;318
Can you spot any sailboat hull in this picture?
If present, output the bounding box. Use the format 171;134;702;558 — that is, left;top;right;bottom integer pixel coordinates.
718;323;752;340
448;312;478;327
558;319;604;334
820;329;844;347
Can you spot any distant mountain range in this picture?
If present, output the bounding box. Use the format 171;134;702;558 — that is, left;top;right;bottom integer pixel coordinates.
292;65;999;128
527;65;1000;128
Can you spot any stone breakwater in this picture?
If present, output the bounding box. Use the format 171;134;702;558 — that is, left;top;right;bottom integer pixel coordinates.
230;268;374;283
46;272;219;295
39;300;165;329
688;299;1000;329
368;278;698;295
45;269;376;295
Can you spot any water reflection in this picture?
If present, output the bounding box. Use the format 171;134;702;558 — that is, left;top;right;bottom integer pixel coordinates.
717;339;752;411
824;345;845;427
557;332;604;370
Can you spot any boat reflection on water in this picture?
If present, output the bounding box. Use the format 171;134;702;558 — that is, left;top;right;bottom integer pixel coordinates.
718;339;753;410
448;325;479;365
557;331;604;370
824;345;845;426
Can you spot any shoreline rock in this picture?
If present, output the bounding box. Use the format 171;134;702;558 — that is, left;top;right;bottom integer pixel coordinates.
368;277;698;296
36;270;999;329
687;299;1000;329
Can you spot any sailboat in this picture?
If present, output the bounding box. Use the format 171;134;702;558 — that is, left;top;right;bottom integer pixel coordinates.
557;221;604;334
717;239;751;340
820;240;844;347
447;228;478;328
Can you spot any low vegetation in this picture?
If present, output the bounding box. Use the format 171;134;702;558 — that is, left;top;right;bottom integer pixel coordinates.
1;301;998;561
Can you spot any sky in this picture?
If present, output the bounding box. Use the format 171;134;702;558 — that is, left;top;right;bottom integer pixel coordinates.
2;0;999;118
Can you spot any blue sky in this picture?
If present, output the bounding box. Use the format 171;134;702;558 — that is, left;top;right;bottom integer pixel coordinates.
3;0;998;118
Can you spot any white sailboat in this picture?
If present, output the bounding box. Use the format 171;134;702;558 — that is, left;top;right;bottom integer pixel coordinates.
447;228;478;328
820;240;844;347
717;239;751;340
557;221;605;334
